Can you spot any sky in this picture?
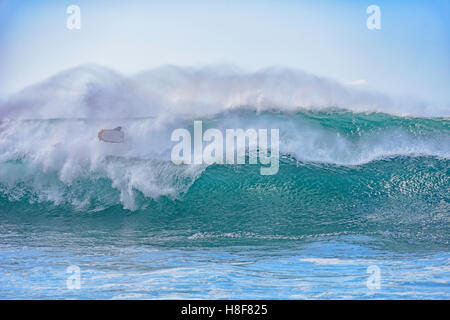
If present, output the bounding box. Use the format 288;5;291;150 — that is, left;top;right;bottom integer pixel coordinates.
0;0;449;107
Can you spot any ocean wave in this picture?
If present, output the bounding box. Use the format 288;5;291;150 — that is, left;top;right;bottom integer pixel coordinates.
0;65;448;212
0;109;448;210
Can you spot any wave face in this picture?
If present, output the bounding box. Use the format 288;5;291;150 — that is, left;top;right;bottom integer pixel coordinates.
0;109;448;248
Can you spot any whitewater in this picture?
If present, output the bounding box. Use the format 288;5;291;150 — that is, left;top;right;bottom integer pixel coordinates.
0;65;448;299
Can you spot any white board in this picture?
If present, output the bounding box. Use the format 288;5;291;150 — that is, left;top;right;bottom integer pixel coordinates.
98;127;125;143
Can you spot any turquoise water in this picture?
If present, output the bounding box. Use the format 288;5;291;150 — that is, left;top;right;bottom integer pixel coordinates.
0;111;448;299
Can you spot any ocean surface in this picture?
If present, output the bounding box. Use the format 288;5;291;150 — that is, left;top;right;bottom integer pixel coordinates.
0;108;448;299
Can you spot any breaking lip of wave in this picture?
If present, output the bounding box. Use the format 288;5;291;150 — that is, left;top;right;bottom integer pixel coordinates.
0;109;448;165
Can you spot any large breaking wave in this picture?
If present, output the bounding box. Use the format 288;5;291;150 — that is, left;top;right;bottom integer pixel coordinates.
0;64;448;215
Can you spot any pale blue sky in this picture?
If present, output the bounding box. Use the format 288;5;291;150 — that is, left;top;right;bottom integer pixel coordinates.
0;0;449;107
